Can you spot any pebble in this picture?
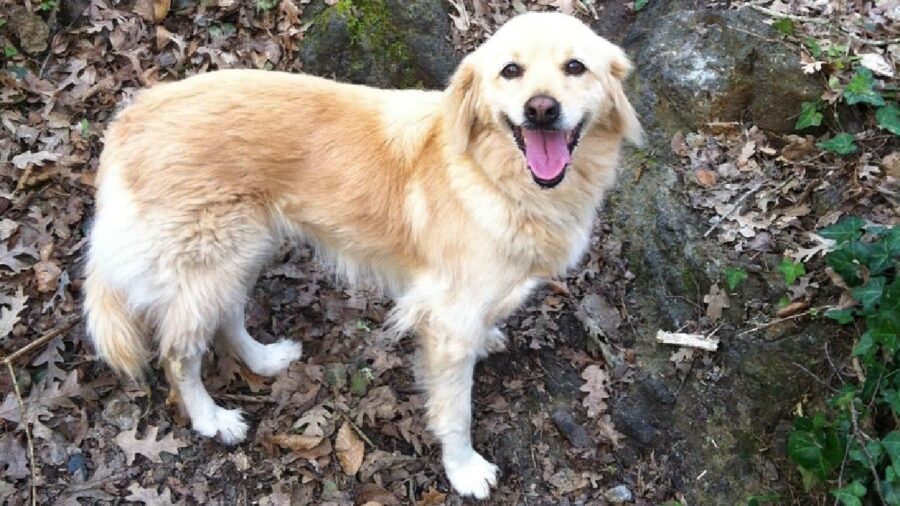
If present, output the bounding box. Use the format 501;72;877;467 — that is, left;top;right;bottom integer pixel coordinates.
605;485;633;503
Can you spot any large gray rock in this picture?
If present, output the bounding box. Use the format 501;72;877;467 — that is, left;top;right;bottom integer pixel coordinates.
298;0;458;89
626;8;821;133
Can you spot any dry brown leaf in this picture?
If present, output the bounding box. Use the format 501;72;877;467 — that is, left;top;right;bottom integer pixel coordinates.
0;286;28;343
580;364;610;418
269;433;323;452
114;425;189;465
776;300;809;318
334;422;364;475
695;169;717;187
703;283;730;322
125;483;173;504
417;487;447;506
153;0;172;22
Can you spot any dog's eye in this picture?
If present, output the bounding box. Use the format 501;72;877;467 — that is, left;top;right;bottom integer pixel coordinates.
564;59;586;76
500;63;523;79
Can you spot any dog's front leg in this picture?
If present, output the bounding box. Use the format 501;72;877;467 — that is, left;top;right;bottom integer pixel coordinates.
420;324;498;499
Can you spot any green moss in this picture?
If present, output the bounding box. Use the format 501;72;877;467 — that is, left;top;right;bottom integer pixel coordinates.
309;0;420;88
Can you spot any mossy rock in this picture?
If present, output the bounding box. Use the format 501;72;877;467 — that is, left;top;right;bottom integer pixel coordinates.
298;0;458;89
627;8;821;134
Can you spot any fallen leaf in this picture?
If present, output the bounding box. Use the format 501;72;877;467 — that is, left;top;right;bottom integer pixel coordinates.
695;169;717;187
125;483;173;504
269;433;323;452
417;487;447;506
703;283;730;322
334;422;364;475
0;286;28;343
580;364;610;418
115;425;189;465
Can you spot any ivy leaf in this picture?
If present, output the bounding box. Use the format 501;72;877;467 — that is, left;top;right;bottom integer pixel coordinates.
844;67;886;106
831;481;866;506
819;216;865;243
805;37;822;58
853;277;886;313
826;308;854;324
885;432;900;465
876;104;900;136
788;428;841;479
827;240;872;286
817;133;858;155
853;330;874;356
633;0;648;11
725;267;748;290
778;258;806;285
796;102;823;130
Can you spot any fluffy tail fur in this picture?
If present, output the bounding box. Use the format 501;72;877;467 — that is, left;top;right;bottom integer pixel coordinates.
83;269;148;380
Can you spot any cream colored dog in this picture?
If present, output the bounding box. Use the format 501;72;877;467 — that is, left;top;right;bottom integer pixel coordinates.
84;12;641;498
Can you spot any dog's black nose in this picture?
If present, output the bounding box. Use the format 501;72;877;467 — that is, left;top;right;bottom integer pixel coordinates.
524;95;560;127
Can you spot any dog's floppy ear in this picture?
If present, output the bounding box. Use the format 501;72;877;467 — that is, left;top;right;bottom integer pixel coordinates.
605;47;644;146
443;56;481;154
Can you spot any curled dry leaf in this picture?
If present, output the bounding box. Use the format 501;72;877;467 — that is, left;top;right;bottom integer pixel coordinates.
269;433;323;452
334;422;365;476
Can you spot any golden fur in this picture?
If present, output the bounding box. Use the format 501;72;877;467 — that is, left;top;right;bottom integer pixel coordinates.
84;12;640;498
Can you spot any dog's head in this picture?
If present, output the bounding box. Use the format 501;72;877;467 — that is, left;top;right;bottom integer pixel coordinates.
444;12;642;189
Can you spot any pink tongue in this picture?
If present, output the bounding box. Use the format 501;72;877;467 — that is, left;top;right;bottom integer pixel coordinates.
523;129;570;181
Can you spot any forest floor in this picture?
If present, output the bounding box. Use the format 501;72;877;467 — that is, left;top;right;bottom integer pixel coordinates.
1;1;898;505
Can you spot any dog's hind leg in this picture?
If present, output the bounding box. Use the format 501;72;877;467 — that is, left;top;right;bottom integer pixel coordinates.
218;311;303;377
156;269;256;444
163;350;248;444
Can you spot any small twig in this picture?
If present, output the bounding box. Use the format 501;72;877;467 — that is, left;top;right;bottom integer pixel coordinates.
791;361;839;393
736;306;833;337
0;316;82;365
834;436;853;506
703;182;765;238
850;401;887;505
214;393;275;404
340;412;375;449
746;4;829;24
6;361;37;506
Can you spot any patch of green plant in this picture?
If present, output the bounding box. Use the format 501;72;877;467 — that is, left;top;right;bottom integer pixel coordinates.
817;133;857;155
38;0;58;12
255;0;278;11
634;0;649;11
725;267;748;290
4;45;17;58
844;67;885;107
877;104;900;136
773;17;795;36
796;101;824;130
747;493;781;505
778;257;806;285
788;217;900;503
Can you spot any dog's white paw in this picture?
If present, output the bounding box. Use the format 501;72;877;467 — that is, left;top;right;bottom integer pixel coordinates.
249;339;303;377
481;327;508;356
444;451;499;499
193;407;248;445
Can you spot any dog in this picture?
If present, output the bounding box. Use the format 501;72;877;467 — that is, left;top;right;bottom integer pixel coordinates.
83;11;641;498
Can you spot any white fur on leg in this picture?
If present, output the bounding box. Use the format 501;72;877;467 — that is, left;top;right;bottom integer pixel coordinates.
171;353;248;444
442;432;499;499
220;315;303;377
479;327;508;357
421;335;499;498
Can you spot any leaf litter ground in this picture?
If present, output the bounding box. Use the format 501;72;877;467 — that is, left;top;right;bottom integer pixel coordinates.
1;0;898;505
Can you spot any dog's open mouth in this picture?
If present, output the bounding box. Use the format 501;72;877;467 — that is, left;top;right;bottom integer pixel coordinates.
507;119;584;188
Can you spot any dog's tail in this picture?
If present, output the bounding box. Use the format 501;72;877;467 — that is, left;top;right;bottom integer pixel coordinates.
83;269;148;381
